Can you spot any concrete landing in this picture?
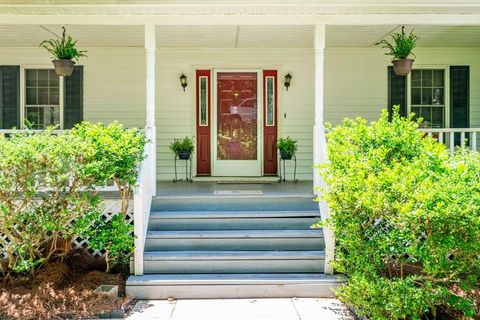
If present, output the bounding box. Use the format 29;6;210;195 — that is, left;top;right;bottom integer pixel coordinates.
127;298;354;320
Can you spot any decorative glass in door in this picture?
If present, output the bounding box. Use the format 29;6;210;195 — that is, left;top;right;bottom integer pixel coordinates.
217;72;258;160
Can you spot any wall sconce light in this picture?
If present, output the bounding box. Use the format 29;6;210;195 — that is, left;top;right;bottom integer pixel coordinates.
179;73;188;92
284;73;293;91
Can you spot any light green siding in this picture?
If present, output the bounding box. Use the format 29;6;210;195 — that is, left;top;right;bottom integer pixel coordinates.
1;46;479;180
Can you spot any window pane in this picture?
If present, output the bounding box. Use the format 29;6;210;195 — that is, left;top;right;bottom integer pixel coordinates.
433;88;443;105
44;107;60;128
421;88;432;105
411;106;421;119
411;88;421;105
37;70;49;87
38;87;49;105
49;70;59;87
421;70;433;87
26;87;37;105
26;70;37;87
26;107;43;129
432;108;444;128
411;70;421;87
433;70;444;87
420;107;432;126
49;88;59;105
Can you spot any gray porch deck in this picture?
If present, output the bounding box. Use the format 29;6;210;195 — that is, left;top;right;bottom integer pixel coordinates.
155;180;315;198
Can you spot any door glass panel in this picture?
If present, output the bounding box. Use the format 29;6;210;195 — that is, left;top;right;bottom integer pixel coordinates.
217;72;257;160
266;77;275;126
199;77;208;126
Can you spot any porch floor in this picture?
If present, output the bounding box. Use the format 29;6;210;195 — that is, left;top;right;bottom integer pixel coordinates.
155;180;314;198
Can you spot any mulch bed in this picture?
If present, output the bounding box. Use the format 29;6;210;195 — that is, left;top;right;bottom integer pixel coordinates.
0;250;135;320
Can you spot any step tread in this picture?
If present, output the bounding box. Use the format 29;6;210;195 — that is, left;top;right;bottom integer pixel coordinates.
143;250;325;260
150;210;320;219
147;230;322;239
127;273;344;286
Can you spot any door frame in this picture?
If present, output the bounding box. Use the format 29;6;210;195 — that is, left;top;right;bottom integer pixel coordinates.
211;68;263;176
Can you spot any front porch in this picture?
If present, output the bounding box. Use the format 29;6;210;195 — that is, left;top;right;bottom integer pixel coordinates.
1;4;480;299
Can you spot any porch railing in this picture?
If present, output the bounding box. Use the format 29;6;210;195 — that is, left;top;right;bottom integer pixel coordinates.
132;125;156;276
419;128;480;154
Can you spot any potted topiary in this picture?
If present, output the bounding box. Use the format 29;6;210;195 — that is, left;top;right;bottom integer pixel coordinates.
277;137;297;160
40;26;87;77
169;136;195;160
376;26;419;76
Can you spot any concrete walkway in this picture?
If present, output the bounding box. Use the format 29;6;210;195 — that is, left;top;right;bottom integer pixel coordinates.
128;298;354;320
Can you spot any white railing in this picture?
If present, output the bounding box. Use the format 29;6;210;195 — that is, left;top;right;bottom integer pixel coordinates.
133;125;156;276
419;128;480;154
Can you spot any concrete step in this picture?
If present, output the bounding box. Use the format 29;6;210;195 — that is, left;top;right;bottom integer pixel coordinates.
126;273;344;299
148;210;321;230
143;251;325;274
151;196;318;212
145;230;324;251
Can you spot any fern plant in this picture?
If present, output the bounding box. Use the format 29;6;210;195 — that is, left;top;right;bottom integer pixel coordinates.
40;26;87;61
376;26;418;60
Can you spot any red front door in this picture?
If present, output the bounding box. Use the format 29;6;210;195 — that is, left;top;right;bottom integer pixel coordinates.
195;70;277;176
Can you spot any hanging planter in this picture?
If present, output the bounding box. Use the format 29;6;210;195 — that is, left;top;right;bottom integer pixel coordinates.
376;26;419;76
40;26;87;77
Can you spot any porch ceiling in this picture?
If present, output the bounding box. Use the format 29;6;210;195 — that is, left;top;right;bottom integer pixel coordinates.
0;24;479;48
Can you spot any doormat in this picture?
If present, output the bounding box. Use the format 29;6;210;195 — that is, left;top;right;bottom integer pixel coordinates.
216;181;272;185
214;190;263;195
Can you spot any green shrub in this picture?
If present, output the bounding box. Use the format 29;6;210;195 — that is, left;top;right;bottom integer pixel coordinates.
0;129;101;274
71;121;147;218
316;107;480;319
0;123;147;275
83;215;134;273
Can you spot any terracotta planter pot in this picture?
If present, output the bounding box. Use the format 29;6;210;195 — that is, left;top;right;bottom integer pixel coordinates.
392;59;414;76
52;59;75;77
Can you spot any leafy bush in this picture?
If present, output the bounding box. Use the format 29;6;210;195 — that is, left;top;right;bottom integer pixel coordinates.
71;121;147;218
0;123;146;275
169;136;195;154
40;27;87;61
375;26;418;60
317;107;480;319
0;129;100;274
277;137;298;157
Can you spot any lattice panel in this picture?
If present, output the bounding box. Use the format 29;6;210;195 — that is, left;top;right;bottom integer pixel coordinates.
0;199;134;259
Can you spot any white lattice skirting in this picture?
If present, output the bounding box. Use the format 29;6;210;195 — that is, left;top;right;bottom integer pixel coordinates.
1;198;134;259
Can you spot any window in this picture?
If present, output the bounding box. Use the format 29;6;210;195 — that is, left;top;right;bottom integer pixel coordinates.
409;69;447;128
24;69;62;129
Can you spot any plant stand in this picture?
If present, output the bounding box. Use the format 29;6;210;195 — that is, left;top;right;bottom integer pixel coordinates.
173;155;193;183
278;154;298;183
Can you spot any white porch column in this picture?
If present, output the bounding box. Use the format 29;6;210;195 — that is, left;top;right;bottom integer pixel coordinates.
145;24;157;195
313;24;334;275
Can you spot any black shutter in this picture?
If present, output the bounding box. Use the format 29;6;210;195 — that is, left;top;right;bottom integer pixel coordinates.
0;66;20;129
387;66;407;118
64;66;83;129
450;66;469;130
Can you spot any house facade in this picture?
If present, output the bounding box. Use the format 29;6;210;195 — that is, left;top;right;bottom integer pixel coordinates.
1;0;479;298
